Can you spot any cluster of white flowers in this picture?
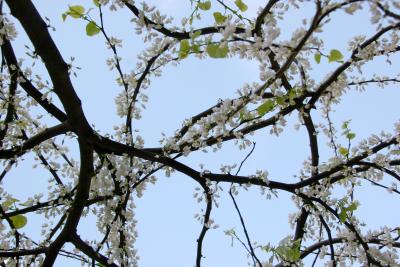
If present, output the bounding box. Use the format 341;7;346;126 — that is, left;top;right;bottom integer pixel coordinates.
344;2;363;15
131;2;173;37
1;0;400;266
0;15;17;45
98;0;134;11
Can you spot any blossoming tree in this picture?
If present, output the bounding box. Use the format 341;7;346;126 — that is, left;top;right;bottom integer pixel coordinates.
0;0;400;266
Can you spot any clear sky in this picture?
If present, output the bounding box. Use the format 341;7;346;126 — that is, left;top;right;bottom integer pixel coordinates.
2;1;400;266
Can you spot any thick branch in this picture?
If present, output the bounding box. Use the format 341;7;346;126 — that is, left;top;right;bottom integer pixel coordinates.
0;121;71;159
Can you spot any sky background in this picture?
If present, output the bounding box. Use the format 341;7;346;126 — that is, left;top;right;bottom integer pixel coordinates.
2;0;400;266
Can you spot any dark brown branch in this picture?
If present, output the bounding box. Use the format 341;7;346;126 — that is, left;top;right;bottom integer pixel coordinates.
293;110;319;244
300;237;400;260
1;39;67;122
319;215;336;266
229;189;262;267
376;2;400;20
295;136;398;188
303;194;383;267
0;248;46;257
355;161;400;182
0;42;17;147
347;78;400;86
0;121;71;159
70;234;119;267
140;2;326;155
42;140;94;266
195;188;212;267
124;2;245;40
253;0;280;36
308;22;400;107
5;0;92;138
16;118;66;185
126;44;170;136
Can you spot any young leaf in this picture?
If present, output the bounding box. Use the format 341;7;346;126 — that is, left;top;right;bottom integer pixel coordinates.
10;215;27;229
275;238;301;262
328;49;344;63
191;30;202;40
224;228;236;246
179;39;190;59
275;96;287;106
261;244;272;253
213;12;227;24
288;247;301;261
346;132;356;140
206;43;229;58
234;0;248;12
86;21;100;36
191;44;200;53
342;120;350;130
93;0;100;7
239;111;254;122
314;53;321;64
257;100;275;116
1;198;19;210
62;5;85;21
347;202;358;213
338;147;348;156
287;88;300;104
68;5;85;18
339;202;358;223
339;209;347;223
198;1;211;11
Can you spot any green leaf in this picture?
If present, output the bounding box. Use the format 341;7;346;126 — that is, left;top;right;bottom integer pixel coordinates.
347;202;358;213
275;242;300;262
93;0;100;7
342;120;350;130
2;198;19;210
239;111;254;122
290;239;301;261
328;49;344;63
198;1;211;10
339;209;347;223
191;44;200;53
213;12;227;24
346;132;356;140
63;5;85;21
261;243;273;253
339;147;348;156
275;245;286;259
191;30;202;40
206;43;229;58
314;53;321;64
69;5;85;18
257;100;275;116
179;39;190;59
287;88;300;104
338;201;358;223
86;21;100;36
234;0;248;12
275;96;286;106
10;215;27;229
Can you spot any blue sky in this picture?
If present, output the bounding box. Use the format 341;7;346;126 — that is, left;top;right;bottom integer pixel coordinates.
2;1;400;266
